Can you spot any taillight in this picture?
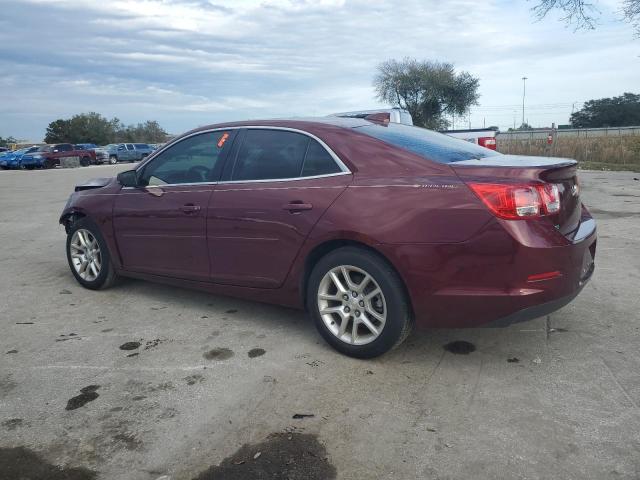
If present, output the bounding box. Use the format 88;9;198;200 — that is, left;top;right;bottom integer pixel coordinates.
468;183;561;220
538;183;560;214
478;137;497;150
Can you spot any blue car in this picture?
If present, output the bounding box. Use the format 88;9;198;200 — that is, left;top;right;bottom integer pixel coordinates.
0;146;39;169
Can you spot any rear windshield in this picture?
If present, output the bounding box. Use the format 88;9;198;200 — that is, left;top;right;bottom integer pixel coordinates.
134;143;149;149
354;123;501;163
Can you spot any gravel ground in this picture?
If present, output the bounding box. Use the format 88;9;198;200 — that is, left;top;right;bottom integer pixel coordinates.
1;165;639;480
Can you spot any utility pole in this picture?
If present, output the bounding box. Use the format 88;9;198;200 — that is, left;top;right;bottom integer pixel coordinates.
521;76;528;127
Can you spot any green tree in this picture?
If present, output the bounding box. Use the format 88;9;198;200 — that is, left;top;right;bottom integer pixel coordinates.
68;112;115;145
0;135;18;147
44;119;72;143
44;113;168;144
570;93;640;127
374;58;480;130
507;122;533;131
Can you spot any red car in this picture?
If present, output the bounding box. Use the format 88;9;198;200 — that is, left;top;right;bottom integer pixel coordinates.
59;118;596;358
21;143;97;169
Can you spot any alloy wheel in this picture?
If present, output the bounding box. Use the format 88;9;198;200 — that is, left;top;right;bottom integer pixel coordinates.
69;229;102;281
317;265;387;345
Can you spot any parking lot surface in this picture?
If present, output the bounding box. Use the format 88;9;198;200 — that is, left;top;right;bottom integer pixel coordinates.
1;165;639;480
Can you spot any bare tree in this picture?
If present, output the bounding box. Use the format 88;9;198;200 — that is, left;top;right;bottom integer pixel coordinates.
533;0;640;34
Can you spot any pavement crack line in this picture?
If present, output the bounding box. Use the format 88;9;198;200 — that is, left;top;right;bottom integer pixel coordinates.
599;356;639;410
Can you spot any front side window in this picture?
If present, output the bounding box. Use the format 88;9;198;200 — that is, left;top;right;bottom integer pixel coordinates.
139;131;233;186
231;129;342;181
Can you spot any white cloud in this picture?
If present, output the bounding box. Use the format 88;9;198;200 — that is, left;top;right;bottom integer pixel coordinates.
0;0;638;140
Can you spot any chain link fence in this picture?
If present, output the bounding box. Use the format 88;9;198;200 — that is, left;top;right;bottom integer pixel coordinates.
496;126;640;171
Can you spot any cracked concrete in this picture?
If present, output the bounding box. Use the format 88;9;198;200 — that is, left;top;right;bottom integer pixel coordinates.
1;166;639;479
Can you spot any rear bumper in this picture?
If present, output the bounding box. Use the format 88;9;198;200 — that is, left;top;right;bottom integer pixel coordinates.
484;271;589;327
378;210;596;328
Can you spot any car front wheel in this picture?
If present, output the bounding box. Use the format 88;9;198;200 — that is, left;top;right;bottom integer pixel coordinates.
66;219;118;290
307;247;413;358
109;155;118;164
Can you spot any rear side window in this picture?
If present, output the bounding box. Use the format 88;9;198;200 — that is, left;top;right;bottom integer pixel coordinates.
232;130;309;181
301;140;341;176
355;123;501;163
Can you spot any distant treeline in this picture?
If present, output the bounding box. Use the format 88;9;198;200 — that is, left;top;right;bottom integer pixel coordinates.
44;112;168;145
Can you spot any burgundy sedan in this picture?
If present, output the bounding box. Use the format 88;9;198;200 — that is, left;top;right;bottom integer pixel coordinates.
60;118;596;358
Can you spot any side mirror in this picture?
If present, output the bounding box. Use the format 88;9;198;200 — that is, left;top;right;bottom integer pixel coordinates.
117;169;139;188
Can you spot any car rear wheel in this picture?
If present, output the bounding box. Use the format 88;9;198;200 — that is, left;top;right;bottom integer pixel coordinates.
66;219;118;290
80;156;90;167
307;247;413;358
44;159;55;169
109;155;117;164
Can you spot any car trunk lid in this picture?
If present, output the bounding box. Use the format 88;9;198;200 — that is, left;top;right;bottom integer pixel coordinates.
451;155;581;236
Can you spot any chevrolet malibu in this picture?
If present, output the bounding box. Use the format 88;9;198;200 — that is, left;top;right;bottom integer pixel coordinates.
59;117;596;358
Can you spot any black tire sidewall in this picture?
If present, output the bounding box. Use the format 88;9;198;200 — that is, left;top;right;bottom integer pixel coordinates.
66;218;113;290
307;247;410;358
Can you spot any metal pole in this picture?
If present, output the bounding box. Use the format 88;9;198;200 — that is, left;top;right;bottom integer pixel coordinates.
522;77;528;127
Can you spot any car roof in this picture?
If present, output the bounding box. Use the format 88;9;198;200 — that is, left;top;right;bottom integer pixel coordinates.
177;116;452;178
190;116;370;134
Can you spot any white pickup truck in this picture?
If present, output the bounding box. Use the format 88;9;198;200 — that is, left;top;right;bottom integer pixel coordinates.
440;128;498;151
331;109;498;151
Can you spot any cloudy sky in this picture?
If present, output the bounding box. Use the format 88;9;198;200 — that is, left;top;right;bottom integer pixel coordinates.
1;0;638;141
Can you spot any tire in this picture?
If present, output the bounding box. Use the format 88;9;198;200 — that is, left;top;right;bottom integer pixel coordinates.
80;156;90;167
66;218;118;290
109;155;118;165
44;159;55;169
307;247;413;358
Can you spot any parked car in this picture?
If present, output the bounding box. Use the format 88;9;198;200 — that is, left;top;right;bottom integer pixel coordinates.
59;117;596;358
0;147;9;153
94;144;117;164
333;110;499;150
332;108;414;126
442;128;498;150
94;143;151;164
0;146;39;169
75;143;98;150
21;143;96;169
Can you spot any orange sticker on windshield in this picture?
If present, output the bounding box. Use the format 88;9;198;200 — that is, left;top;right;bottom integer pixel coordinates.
217;132;230;148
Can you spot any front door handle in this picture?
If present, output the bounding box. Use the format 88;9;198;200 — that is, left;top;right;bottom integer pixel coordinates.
283;201;313;212
181;204;201;214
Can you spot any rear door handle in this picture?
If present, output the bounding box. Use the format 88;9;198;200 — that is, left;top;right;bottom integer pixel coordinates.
181;204;201;214
283;202;313;212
